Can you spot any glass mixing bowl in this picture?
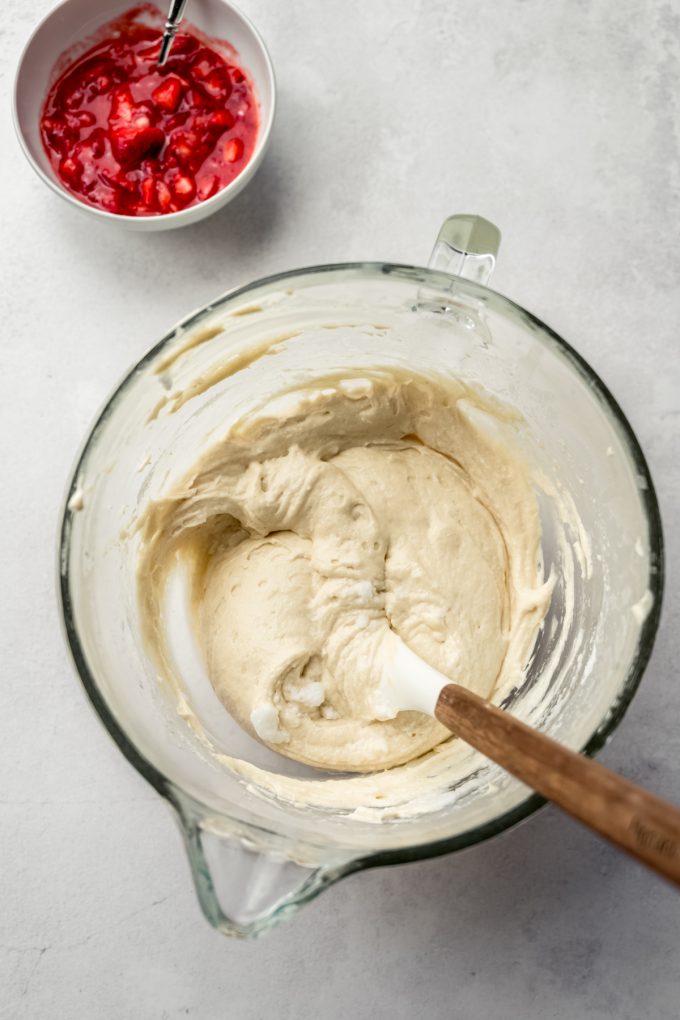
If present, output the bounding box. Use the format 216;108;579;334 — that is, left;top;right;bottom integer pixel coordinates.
59;215;664;937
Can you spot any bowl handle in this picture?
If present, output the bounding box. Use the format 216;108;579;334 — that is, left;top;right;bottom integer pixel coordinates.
428;214;501;285
170;794;354;938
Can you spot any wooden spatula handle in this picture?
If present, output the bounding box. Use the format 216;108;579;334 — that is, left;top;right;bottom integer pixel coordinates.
435;684;680;888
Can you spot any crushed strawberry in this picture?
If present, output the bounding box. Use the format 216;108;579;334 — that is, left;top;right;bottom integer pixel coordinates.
156;179;173;211
223;137;244;163
40;5;258;216
59;155;83;185
111;124;164;166
140;175;157;208
207;108;235;131
201;68;232;101
109;83;136;123
170;171;197;205
197;174;219;201
152;75;184;112
166;128;199;167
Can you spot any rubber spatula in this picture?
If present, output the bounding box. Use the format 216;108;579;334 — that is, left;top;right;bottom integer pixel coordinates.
384;638;680;888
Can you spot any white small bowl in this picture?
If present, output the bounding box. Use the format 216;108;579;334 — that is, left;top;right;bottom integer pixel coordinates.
13;0;276;230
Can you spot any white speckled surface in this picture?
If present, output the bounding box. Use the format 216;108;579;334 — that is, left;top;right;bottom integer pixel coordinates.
2;1;680;1016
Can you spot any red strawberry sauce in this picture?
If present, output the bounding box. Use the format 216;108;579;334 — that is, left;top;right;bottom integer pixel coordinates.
40;6;259;216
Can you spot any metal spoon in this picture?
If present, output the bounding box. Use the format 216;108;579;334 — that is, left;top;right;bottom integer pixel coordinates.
158;0;189;66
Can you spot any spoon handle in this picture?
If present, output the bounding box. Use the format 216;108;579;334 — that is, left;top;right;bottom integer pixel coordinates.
435;683;680;888
158;0;189;66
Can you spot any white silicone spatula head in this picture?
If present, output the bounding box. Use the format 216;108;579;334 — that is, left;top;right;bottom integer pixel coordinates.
382;636;680;890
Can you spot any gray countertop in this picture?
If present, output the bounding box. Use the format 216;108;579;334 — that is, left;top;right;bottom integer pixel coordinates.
2;1;679;1017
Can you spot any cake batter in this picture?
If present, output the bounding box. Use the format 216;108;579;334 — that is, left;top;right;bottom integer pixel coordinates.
137;370;551;773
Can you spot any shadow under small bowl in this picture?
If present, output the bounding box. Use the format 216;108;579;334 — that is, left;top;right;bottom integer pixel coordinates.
13;0;276;230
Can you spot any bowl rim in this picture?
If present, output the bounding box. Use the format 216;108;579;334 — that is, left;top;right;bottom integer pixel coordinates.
12;0;277;226
58;261;665;866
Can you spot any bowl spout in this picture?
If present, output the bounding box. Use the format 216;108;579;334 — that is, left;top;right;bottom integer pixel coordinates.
172;794;353;938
